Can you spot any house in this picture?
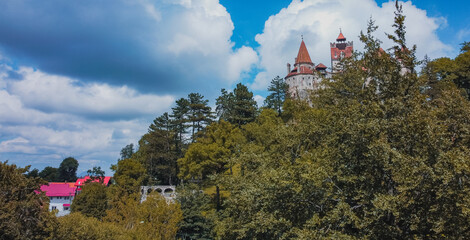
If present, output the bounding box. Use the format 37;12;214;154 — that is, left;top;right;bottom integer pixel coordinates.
39;182;76;216
74;176;112;192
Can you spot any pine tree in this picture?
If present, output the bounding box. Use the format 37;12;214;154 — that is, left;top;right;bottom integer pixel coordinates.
187;93;214;142
229;83;257;126
264;76;287;115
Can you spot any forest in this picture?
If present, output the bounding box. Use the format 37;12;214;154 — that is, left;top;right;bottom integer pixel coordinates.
2;3;470;239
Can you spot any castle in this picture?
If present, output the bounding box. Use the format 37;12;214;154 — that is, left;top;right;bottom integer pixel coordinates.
285;31;353;99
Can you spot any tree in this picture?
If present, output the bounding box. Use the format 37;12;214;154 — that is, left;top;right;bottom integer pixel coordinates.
0;161;57;239
58;157;79;182
176;185;215;240
264;76;287;115
105;193;183;240
55;212;130;240
87;166;105;182
120;143;134;160
187;93;214;142
178;120;245;210
171;98;190;153
39;166;59;182
215;4;470;239
113;158;147;195
72;182;108;220
26;168;40;178
229;83;257;126
216;88;234;122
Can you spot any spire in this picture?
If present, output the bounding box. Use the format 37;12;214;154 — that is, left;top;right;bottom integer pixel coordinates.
295;39;312;64
336;29;346;41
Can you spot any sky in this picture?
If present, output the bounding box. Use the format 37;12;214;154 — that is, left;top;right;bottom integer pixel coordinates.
0;0;469;175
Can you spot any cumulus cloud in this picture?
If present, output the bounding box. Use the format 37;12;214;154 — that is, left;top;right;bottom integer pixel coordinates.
0;0;258;96
252;0;453;90
6;67;174;120
0;65;170;173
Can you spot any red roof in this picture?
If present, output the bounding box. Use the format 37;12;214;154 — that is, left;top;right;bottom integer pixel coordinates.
75;176;112;187
40;183;76;197
286;66;314;77
337;32;346;41
295;40;313;64
316;63;327;69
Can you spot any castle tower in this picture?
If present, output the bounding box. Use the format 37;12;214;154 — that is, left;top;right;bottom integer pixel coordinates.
285;39;316;99
330;30;353;72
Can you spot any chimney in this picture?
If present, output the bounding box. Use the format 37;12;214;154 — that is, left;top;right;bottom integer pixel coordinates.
287;63;291;74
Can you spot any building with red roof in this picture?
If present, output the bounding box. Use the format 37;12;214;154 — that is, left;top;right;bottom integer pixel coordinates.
39;182;76;216
75;176;112;187
330;30;354;72
285;31;354;99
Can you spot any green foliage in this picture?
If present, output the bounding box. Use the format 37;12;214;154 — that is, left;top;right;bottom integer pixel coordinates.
216;88;233;122
178;120;244;181
113;158;147;194
231;83;258;126
39;166;59;182
172;98;190;149
0;161;57;239
87;166;105;182
120;143;135;160
216;83;258;126
72;182;108;220
264;76;287;115
58;157;79;182
177;185;215;239
136;122;178;185
212;4;470;239
105;193;183;240
187;93;215;141
54;212;130;240
26;168;40;178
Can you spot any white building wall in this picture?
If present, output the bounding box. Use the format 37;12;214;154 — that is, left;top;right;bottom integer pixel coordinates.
49;195;74;217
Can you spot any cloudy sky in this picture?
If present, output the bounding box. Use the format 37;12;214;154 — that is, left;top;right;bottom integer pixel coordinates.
1;0;468;174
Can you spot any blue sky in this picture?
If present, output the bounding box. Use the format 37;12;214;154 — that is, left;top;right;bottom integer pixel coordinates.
0;0;468;174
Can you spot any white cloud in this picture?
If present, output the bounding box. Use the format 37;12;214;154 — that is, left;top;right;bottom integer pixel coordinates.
0;66;168;172
6;67;174;119
254;95;265;107
252;0;453;90
227;46;259;81
149;0;258;84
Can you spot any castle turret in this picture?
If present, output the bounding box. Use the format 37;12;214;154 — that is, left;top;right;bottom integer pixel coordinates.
285;39;317;99
330;30;353;72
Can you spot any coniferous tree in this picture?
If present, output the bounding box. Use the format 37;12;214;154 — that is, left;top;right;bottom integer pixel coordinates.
187;93;214;142
264;76;287;115
229;83;257;126
119;143;135;160
171;98;190;154
216;88;234;122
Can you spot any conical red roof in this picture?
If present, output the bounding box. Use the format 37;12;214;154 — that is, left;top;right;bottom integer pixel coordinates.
316;63;327;69
336;32;346;41
295;40;312;64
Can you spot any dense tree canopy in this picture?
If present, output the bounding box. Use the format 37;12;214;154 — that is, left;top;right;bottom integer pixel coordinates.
72;182;108;219
0;161;57;239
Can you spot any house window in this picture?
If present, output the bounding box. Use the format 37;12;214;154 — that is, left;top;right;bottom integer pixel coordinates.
65;196;69;200
51;206;57;210
64;207;69;211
